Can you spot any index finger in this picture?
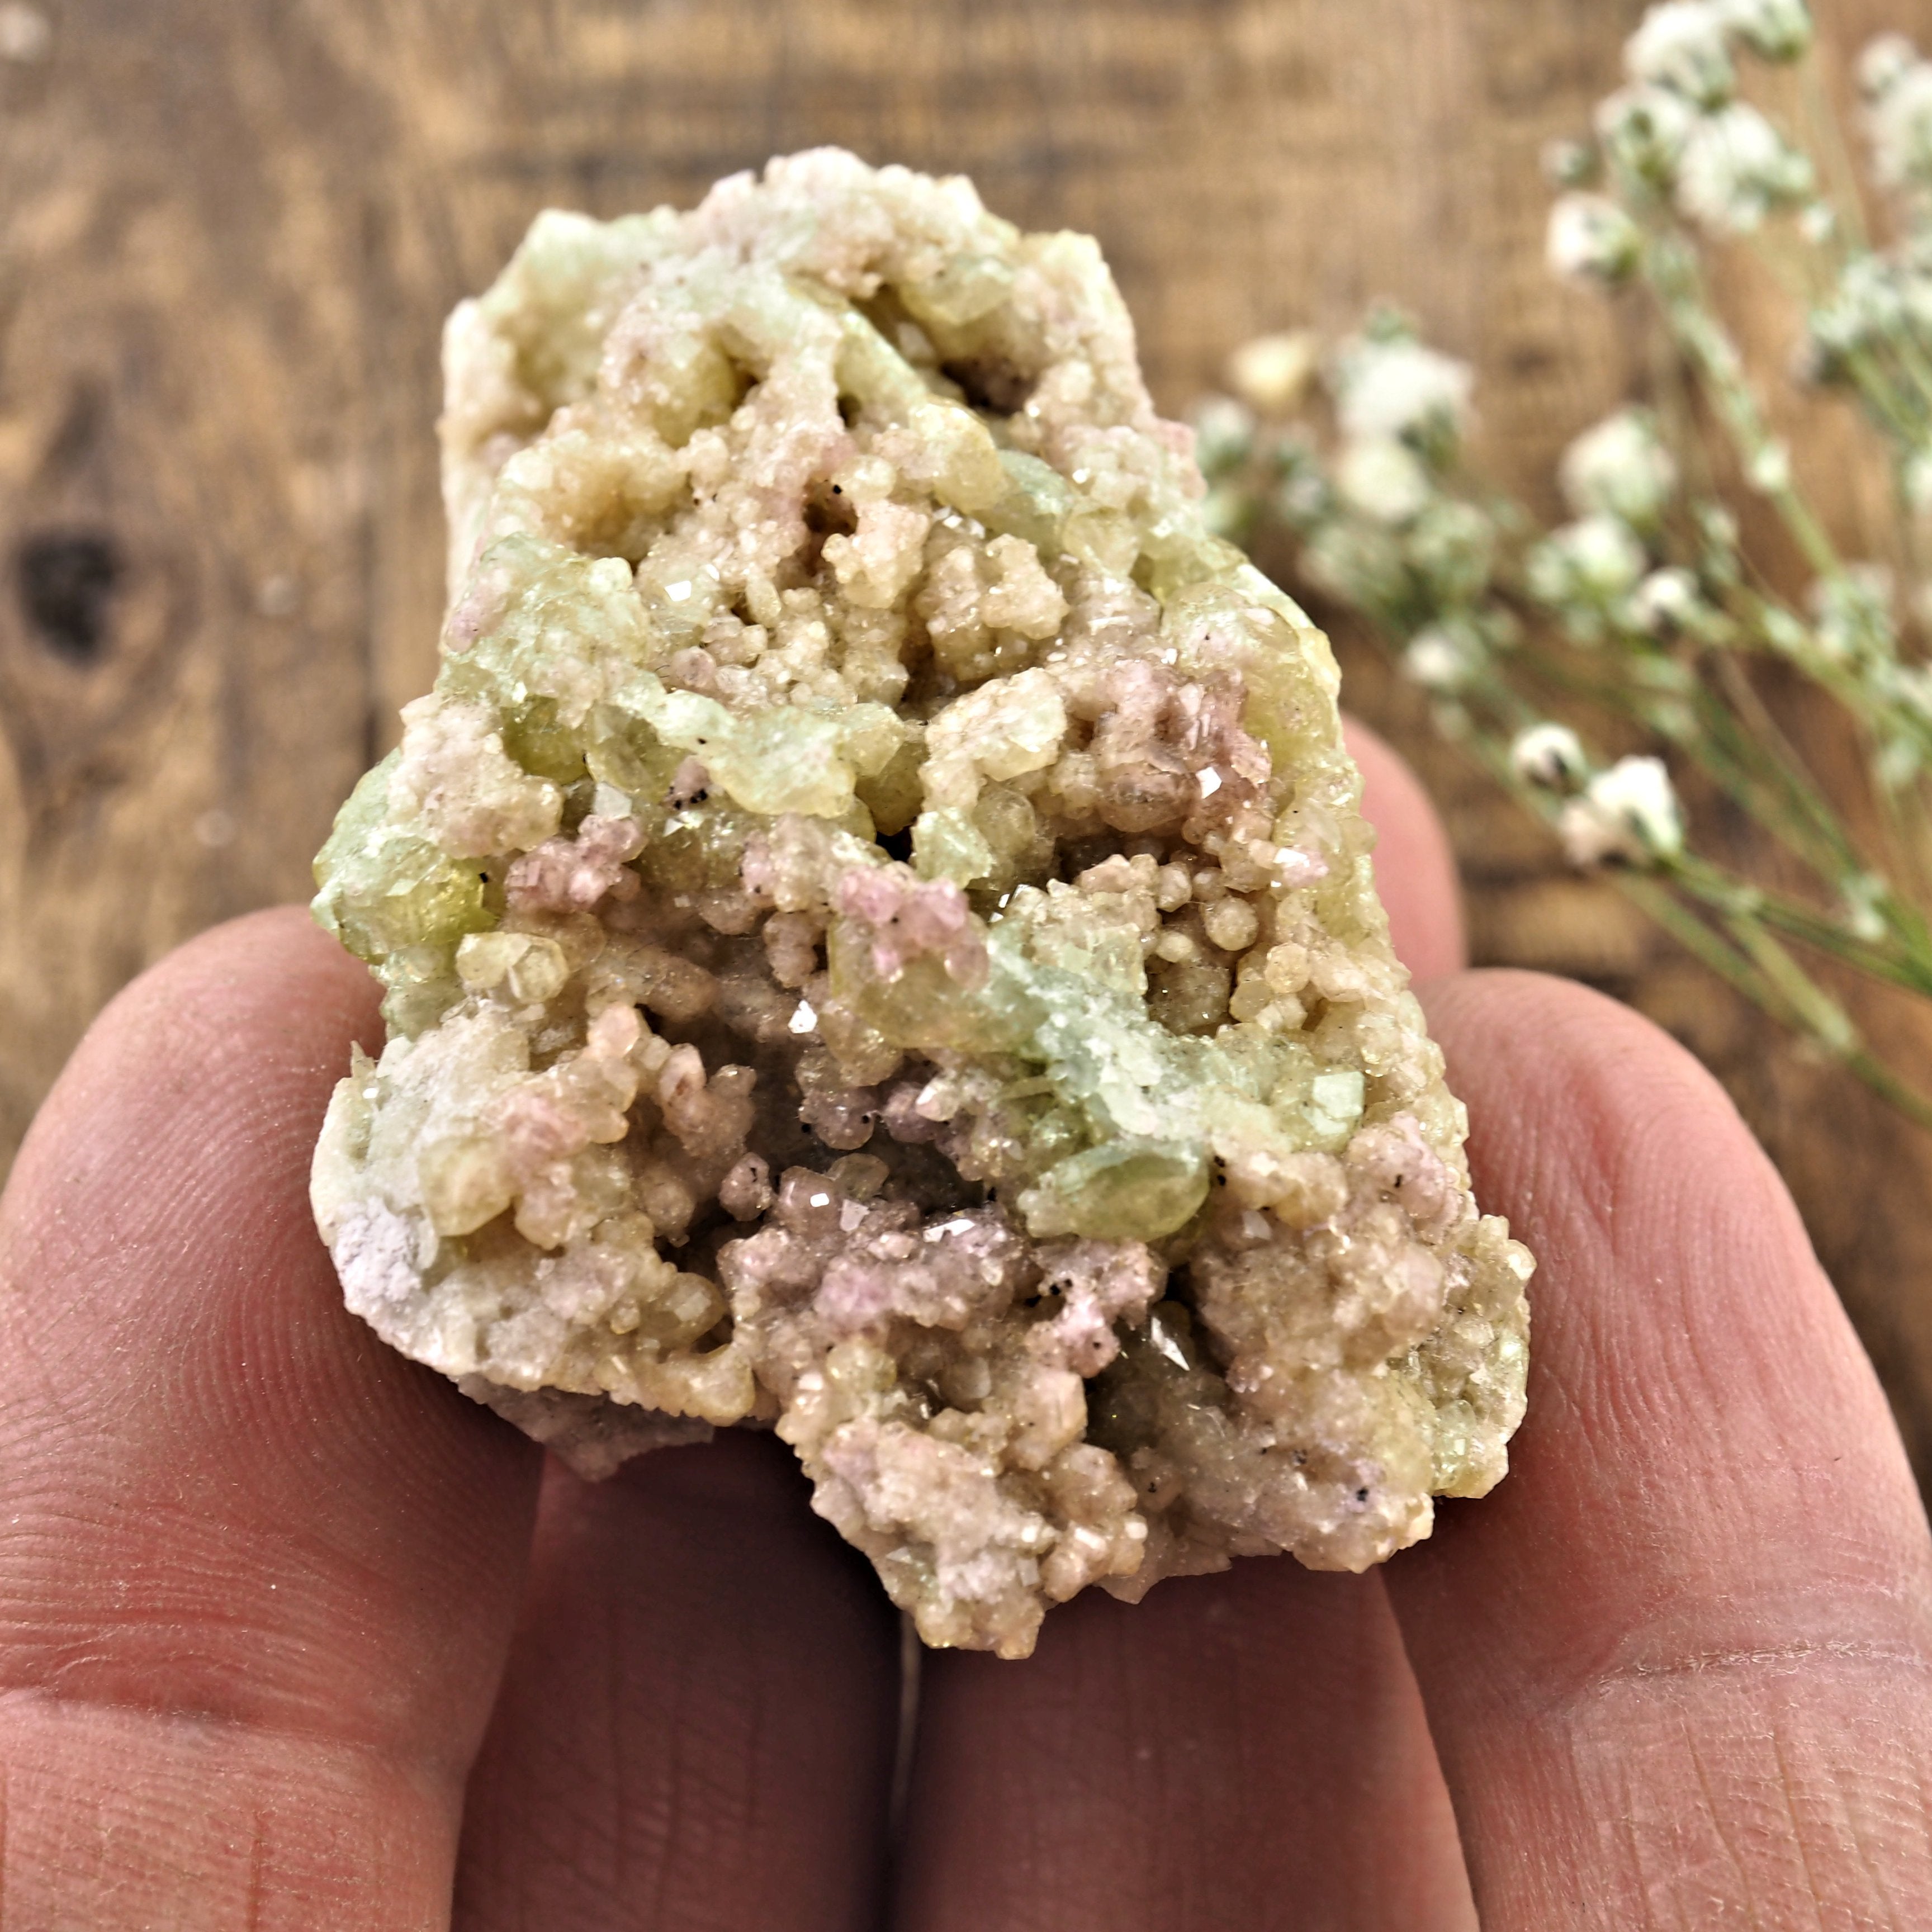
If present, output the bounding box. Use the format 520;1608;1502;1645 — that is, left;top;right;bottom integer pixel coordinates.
1387;971;1932;1928
0;908;542;1928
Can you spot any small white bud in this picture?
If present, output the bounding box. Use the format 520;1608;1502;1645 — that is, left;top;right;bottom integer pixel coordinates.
1596;83;1699;188
1336;438;1431;524
1859;33;1917;100
1809;565;1896;664
1559;756;1685;866
1332;335;1474;446
1745;438;1792;493
1842;873;1887;943
1718;0;1812;61
1509;722;1589;789
1225;331;1319;416
1542;139;1595;187
1627;566;1701;635
1904;449;1932;516
1559;409;1678;524
1865;53;1932;190
1897;664;1932;724
1189;394;1257;475
1546;193;1643;283
1626;2;1736;106
1528;515;1649;609
1675;103;1815;232
1402;626;1479;693
1797;201;1835;244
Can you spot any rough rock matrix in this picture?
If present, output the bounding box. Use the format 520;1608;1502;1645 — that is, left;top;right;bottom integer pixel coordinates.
310;150;1531;1658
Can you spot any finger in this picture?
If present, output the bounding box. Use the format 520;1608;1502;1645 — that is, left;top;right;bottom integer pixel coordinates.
452;1433;898;1932
889;716;1475;1931
1388;971;1932;1929
895;1561;1475;1931
1344;714;1466;981
0;908;543;1929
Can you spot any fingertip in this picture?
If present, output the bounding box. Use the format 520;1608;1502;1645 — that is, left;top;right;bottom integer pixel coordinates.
1344;716;1466;981
7;906;378;1215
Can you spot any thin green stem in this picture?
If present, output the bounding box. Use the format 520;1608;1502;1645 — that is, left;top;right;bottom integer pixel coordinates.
1666;851;1932;996
1646;233;1844;578
1796;51;1872;254
1620;871;1932;1131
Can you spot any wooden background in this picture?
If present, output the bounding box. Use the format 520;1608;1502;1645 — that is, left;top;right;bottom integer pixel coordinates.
4;0;1932;1479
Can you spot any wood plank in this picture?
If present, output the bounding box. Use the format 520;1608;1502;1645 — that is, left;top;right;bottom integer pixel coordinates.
3;0;1930;1474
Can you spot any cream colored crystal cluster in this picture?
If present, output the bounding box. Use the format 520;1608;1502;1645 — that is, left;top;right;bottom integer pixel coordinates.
310;150;1531;1658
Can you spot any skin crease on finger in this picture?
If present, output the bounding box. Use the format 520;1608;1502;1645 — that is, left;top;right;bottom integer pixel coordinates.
449;1433;901;1932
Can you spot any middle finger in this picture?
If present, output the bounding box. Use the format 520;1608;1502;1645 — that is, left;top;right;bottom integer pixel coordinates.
453;1431;901;1932
894;1559;1475;1931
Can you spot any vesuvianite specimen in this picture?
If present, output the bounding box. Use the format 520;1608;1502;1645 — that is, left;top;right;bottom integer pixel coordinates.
311;150;1531;1659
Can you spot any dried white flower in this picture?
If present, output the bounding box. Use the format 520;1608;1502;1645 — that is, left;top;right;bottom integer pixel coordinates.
1859;32;1919;101
1225;332;1319;416
1332;337;1474;447
1903;449;1932;516
1403;626;1480;693
1546;192;1644;283
1675;102;1815;231
1528;515;1650;609
1559;409;1678;525
1864;45;1932;190
1336;438;1431;524
1190;394;1257;476
1718;0;1812;61
1843;872;1888;943
1559;756;1685;865
1597;83;1701;188
1626;1;1736;106
1745;437;1793;493
1405;497;1497;604
1628;565;1702;635
1801;254;1927;385
1810;566;1896;664
1509;722;1589;789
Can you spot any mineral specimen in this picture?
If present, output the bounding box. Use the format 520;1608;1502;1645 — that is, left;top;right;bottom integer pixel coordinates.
310;150;1531;1659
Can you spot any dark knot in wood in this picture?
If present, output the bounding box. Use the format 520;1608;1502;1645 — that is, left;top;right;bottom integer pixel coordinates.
14;529;122;666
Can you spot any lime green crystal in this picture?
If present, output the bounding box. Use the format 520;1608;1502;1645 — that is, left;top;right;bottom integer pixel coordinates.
310;151;1531;1659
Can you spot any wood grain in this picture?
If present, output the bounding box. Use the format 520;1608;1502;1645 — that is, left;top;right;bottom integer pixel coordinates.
3;0;1931;1474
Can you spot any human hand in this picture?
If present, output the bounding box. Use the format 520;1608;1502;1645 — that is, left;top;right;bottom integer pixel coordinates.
2;725;1928;1929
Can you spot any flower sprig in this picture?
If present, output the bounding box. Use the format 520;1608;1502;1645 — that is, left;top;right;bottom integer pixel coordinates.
1196;0;1932;1129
